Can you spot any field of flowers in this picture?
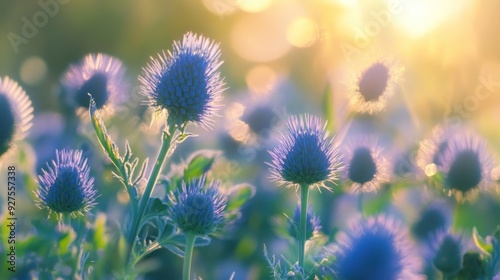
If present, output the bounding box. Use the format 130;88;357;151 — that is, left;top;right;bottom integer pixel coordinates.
1;1;500;279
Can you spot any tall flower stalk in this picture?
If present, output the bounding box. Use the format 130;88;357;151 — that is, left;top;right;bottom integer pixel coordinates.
108;32;224;269
268;115;341;269
125;124;177;249
298;184;309;267
168;176;227;280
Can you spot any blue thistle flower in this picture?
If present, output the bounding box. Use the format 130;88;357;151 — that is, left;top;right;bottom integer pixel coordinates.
0;76;33;158
168;176;227;236
288;205;322;240
416;123;460;177
411;201;452;242
35;149;97;216
61;53;127;110
268;114;342;189
427;231;468;275
242;105;277;135
358;62;389;102
140;32;225;129
439;132;493;200
331;216;421;280
346;58;403;114
340;137;389;192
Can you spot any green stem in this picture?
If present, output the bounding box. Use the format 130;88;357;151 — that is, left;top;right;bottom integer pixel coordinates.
64;213;71;228
452;202;461;231
358;192;364;216
299;184;309;269
126;125;177;264
183;233;196;280
58;213;71;231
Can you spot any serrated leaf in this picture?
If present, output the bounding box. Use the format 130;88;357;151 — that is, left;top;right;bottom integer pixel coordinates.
163;244;185;258
473;227;493;256
124;141;132;163
226;183;255;212
133;158;149;186
89;96;121;168
183;150;221;180
176;132;196;143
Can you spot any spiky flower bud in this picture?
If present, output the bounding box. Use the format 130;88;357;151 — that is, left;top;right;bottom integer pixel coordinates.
168;176;227;236
0;76;33;158
440;132;493;200
140;32;225;129
411;201;451;242
268;114;342;189
61;53;127;111
35;149;97;216
346;59;403;114
340;137;389;192
429;232;467;275
331;216;421;280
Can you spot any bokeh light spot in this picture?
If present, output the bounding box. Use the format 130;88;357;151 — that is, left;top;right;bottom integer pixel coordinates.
238;0;274;13
392;0;468;38
425;163;437;177
245;65;277;96
287;17;318;48
20;56;47;86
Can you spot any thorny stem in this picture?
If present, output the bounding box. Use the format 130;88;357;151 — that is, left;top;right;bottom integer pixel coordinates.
125;125;177;265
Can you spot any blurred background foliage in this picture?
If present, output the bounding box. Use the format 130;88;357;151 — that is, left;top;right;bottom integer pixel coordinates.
1;0;500;279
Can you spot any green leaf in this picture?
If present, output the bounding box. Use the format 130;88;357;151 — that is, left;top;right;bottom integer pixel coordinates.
226;183;255;212
163;244;184;258
148;198;168;213
89;96;121;168
431;170;445;185
473;227;493;256
93;214;108;250
183;150;221;180
175;132;196;143
58;230;76;255
169;233;211;247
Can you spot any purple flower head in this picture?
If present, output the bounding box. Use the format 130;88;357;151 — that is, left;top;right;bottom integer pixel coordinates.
0;76;33;158
411;201;452;242
268;114;342;189
426;231;469;275
416;123;461;177
331;216;422;280
340;137;389;193
140;32;225;129
61;53;127;111
35;149;97;216
168;175;227;236
439;132;494;200
346;58;403;114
